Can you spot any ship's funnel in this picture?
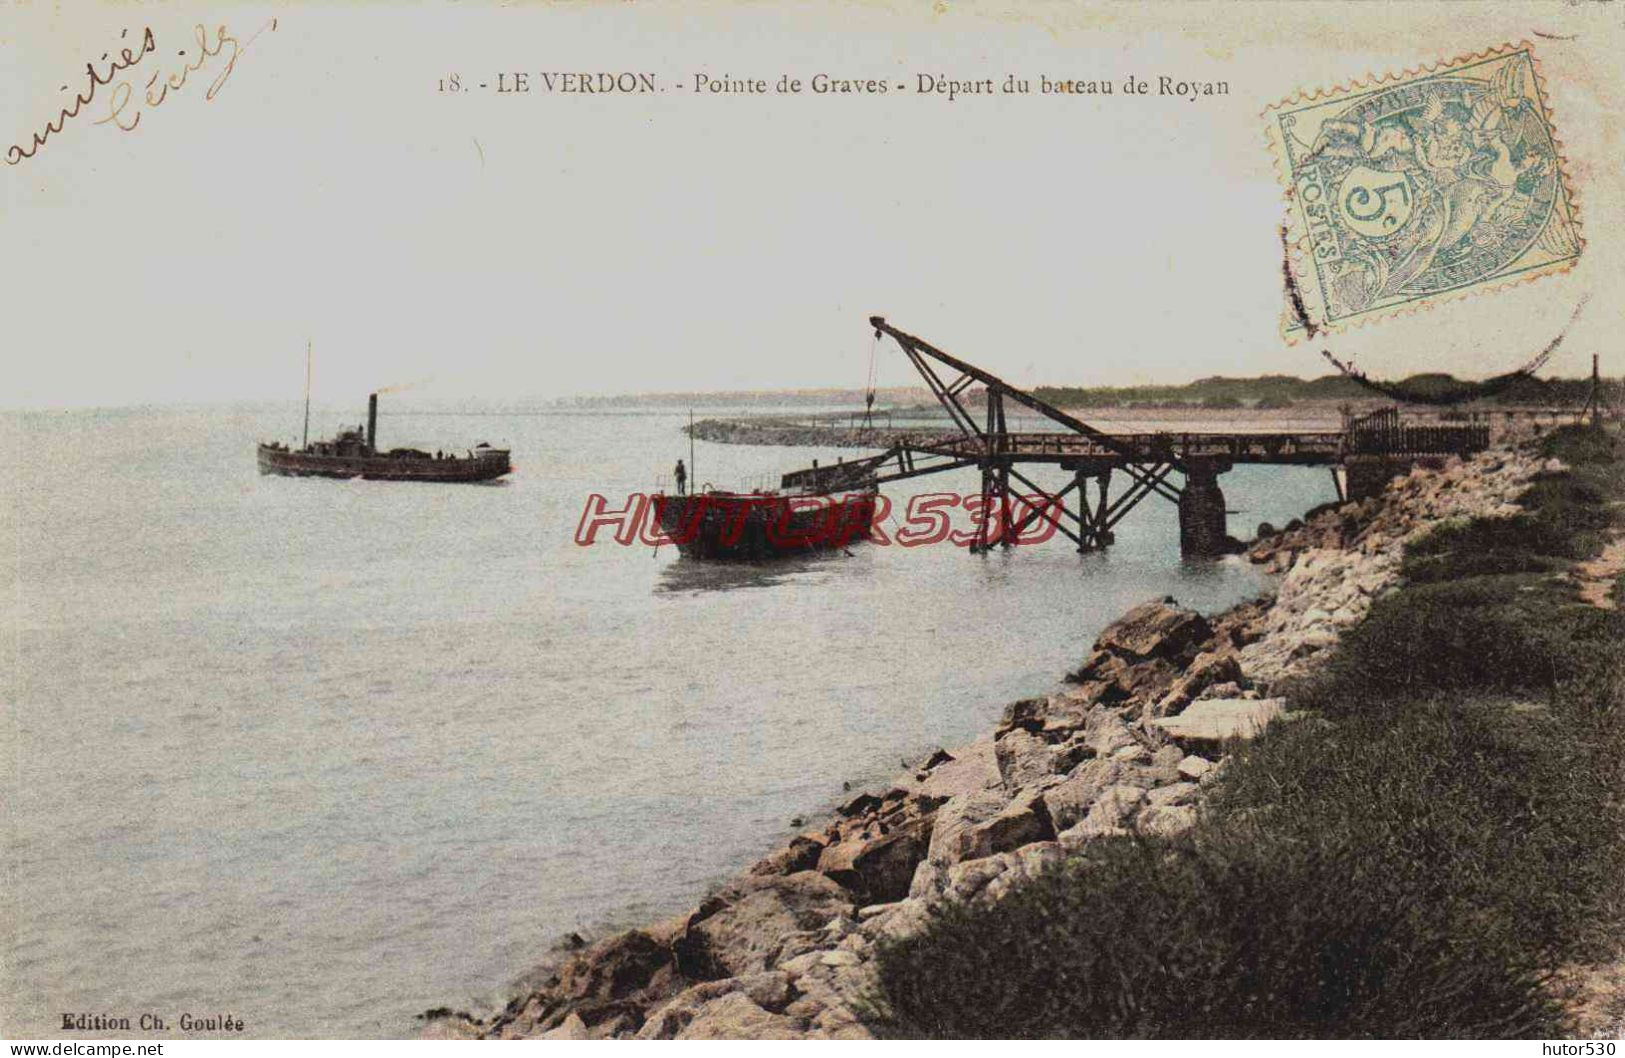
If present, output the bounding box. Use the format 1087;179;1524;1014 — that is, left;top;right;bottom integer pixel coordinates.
367;393;378;453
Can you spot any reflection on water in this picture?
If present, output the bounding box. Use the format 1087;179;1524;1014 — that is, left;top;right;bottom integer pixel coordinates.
655;550;856;593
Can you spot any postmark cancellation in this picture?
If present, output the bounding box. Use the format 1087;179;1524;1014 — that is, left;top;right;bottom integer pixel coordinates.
1267;44;1583;337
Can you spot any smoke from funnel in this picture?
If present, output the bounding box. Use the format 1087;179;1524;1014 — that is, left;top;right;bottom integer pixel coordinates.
373;376;435;396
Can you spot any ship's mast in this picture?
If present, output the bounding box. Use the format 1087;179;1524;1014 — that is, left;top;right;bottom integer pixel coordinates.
302;339;312;448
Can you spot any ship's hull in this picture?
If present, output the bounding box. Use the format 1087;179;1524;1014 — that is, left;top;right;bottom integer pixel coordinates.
256;444;511;483
655;490;877;559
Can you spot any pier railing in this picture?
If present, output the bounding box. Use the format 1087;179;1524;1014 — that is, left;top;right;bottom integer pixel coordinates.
1345;408;1490;457
775;419;1492;484
906;430;1350;465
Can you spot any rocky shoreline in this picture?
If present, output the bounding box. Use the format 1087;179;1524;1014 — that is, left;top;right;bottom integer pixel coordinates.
424;445;1552;1040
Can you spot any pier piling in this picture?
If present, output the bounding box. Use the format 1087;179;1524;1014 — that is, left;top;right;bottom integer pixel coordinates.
1177;463;1230;557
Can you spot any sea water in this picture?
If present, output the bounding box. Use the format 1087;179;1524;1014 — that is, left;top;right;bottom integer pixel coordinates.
2;403;1336;1038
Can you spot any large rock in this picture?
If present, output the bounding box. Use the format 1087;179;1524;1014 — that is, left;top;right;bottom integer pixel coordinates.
539;1013;590;1039
1082;708;1139;757
944;855;1010;901
994;727;1065;788
1149;697;1284;749
1057;784;1146;848
1146;781;1200;807
982;841;1066;903
816;816;932;905
1177;754;1215;781
997;696;1050;734
960;788;1053;860
679;872;855;980
1043;757;1154;831
1115;658;1181;705
857;897;932;942
1148;743;1186;783
925;790;1005;864
1094;600;1213;661
926;788;1053;866
911;739;1001;800
1153;650;1245;717
1086;784;1147;829
555;929;673;1005
750;835;826;877
1065;647;1128;688
636;973;795;1040
781;962;875;1039
674;992;805;1040
1136;803;1198;837
836;791;885;817
907;857;948;899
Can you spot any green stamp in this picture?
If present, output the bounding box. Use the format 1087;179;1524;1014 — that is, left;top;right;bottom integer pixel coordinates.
1267;44;1583;337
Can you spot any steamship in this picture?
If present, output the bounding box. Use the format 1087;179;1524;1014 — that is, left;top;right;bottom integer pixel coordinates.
256;393;512;483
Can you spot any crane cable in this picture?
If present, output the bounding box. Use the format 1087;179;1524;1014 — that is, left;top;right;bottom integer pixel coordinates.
863;333;880;428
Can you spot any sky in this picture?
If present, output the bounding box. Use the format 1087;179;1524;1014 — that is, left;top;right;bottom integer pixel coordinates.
3;1;1622;409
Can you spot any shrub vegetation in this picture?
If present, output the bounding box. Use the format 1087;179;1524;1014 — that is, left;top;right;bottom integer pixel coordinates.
865;426;1625;1038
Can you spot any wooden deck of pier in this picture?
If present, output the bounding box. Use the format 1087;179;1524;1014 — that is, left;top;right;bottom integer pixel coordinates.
886;424;1481;465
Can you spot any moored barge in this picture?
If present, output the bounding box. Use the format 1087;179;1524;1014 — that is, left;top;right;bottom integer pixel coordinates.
654;460;879;559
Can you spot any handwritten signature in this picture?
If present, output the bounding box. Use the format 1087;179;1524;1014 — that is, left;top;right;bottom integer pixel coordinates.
5;27;156;165
5;18;277;165
95;19;279;134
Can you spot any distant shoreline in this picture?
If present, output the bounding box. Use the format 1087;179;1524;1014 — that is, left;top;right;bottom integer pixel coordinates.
559;370;1612;412
683;403;1585;454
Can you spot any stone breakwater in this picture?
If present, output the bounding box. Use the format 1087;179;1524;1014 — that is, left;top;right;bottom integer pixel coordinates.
426;446;1553;1041
688;418;904;450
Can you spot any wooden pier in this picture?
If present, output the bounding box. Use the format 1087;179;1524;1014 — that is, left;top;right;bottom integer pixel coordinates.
778;319;1494;557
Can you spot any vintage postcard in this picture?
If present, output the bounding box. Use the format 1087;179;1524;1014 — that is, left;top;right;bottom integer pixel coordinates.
4;0;1623;1049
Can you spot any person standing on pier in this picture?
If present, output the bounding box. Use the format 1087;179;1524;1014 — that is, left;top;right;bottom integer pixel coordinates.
674;458;687;496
